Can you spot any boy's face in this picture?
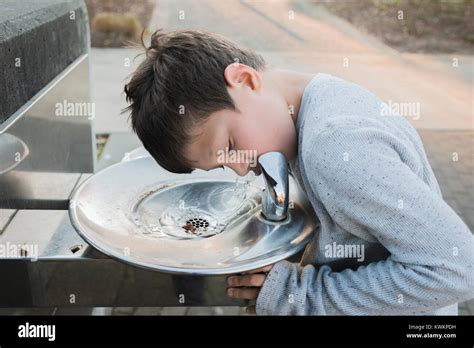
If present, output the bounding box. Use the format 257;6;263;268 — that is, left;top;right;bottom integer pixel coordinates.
183;64;297;176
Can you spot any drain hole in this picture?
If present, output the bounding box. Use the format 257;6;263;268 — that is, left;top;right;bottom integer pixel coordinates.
183;217;210;233
160;211;223;239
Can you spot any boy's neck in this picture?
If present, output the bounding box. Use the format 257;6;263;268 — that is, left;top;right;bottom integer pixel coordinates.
263;67;315;125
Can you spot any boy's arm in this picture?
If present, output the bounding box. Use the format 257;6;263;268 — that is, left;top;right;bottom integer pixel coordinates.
256;126;474;315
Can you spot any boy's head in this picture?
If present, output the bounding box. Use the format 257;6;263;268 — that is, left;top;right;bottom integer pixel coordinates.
124;29;296;176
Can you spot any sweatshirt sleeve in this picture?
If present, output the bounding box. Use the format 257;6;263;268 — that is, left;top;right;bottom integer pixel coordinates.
256;126;474;315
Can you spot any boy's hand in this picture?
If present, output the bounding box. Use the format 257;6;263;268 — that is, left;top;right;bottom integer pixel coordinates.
226;264;273;314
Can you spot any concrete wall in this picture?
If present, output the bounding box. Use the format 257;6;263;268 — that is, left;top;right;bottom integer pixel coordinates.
0;0;89;124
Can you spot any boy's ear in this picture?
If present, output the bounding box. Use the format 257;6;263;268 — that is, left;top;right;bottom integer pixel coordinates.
224;63;261;92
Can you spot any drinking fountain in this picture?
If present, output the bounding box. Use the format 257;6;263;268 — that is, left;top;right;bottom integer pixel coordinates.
68;151;318;275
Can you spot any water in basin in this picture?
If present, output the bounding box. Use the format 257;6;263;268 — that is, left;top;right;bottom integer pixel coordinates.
131;176;262;240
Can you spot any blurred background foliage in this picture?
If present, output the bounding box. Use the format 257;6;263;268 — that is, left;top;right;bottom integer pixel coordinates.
85;0;155;47
322;0;473;53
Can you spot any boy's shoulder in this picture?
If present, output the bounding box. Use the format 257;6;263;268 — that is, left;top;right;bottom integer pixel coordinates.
299;74;387;136
298;73;417;159
303;73;382;108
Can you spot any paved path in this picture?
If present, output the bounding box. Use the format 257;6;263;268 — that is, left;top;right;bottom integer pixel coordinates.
148;0;472;130
91;0;473;133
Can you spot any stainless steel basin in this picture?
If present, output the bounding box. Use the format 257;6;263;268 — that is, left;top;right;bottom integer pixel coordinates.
69;156;318;275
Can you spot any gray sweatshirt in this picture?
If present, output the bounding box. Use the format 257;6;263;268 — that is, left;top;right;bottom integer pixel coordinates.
256;73;474;315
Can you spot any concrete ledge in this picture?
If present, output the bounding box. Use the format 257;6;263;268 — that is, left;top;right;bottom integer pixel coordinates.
0;0;89;124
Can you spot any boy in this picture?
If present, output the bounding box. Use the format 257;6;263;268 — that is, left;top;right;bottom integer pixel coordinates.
124;29;474;315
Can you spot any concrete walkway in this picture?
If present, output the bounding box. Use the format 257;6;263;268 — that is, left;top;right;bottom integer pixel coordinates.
91;0;473;134
148;0;472;130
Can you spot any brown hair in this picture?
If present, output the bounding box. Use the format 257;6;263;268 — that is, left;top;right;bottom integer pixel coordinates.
123;29;267;173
